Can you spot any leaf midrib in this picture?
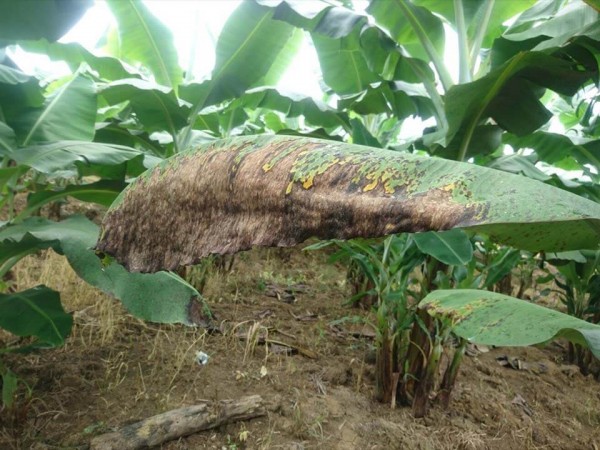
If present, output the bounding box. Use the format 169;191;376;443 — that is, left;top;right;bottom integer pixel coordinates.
23;76;78;146
457;52;527;160
127;0;173;88
213;13;271;85
430;233;470;264
4;292;64;344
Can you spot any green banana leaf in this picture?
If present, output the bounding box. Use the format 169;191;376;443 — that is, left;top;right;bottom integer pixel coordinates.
312;28;380;95
413;229;473;266
504;132;600;175
487;154;550;181
0;0;91;42
420;289;600;359
205;1;299;106
0;122;17;154
106;0;182;90
368;0;445;66
261;0;364;38
18;180;125;220
14;74;96;146
446;52;594;145
505;0;598;43
0;217;207;325
414;0;537;49
19;40;137;82
0;66;44;124
0;286;72;350
100;79;189;136
11;141;160;176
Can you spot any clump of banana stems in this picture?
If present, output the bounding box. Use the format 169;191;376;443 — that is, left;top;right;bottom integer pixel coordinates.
311;234;469;417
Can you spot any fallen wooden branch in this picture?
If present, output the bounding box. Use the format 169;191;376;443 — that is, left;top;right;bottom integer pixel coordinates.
90;395;265;450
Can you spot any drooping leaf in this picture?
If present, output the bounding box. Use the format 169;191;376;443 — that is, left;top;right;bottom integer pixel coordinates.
94;122;164;158
13;74;96;146
106;0;182;89
0;0;91;42
0;121;17;154
504;0;598;43
420;289;600;359
18;40;137;81
358;25;399;79
546;175;600;203
20;180;125;219
0;217;208;325
367;0;452;89
0;286;72;348
483;248;521;288
368;0;445;66
0;166;27;192
338;82;434;121
0;233;58;278
100;79;189;136
0;65;44;123
312;27;380;95
445;51;594;148
350;118;381;147
96;135;600;273
487;154;551;181
414;0;536;49
504;131;600;173
229;87;349;130
413;229;473;266
490;35;550;68
433;124;502;161
0;64;38;86
10;141;159;175
265;0;365;38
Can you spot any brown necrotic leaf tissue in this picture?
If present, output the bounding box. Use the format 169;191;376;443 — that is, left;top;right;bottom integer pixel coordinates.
96;135;600;273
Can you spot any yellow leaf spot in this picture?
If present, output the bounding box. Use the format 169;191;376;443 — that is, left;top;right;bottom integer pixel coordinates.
363;180;378;192
303;176;314;189
384;185;395;194
442;182;456;191
262;163;272;172
286;181;293;195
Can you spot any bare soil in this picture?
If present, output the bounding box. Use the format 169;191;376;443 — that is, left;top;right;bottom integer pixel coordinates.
1;246;599;450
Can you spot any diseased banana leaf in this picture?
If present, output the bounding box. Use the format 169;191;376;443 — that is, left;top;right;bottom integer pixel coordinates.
420;289;600;359
96;135;600;273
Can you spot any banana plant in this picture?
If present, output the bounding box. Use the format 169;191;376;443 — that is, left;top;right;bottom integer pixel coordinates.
545;250;600;375
96;135;600;415
420;287;600;407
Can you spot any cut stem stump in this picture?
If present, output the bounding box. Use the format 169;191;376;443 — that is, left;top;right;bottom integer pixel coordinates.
90;395;266;450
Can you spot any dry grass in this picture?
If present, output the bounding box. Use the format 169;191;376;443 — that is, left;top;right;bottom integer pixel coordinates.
2;247;600;450
9;250;124;347
4;250;216;426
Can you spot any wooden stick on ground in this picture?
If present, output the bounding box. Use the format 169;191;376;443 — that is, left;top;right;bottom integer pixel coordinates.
90;395;266;450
